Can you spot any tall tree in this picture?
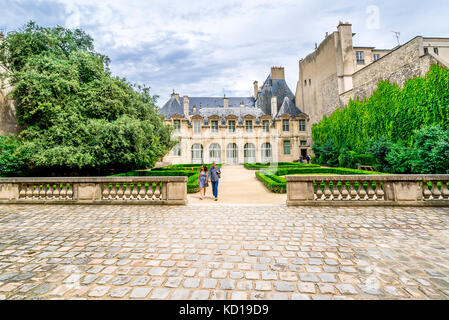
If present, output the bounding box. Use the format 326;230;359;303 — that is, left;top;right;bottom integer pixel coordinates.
0;22;174;176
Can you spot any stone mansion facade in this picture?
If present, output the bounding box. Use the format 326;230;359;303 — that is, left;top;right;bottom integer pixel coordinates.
159;67;311;165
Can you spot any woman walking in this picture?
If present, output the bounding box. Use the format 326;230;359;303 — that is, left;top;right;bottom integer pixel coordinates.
198;165;209;200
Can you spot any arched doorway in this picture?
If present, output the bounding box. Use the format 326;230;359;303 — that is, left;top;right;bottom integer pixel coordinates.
191;144;203;164
244;143;256;163
209;143;221;163
226;143;238;164
261;142;272;163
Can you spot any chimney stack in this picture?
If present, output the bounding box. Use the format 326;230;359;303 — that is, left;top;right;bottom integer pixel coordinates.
171;91;180;104
223;95;229;108
253;81;259;100
183;96;189;119
270;67;285;80
271;96;278;118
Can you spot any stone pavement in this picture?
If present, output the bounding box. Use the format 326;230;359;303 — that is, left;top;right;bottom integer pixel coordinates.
0;204;449;300
188;165;286;204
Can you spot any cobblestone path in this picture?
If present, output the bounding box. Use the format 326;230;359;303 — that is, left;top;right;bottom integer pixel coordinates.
0;204;448;300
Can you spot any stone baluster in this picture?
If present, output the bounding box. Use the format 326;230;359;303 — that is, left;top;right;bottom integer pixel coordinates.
117;183;124;200
102;183;110;200
66;184;73;200
341;182;350;200
349;182;358;200
332;181;341;200
441;182;449;200
25;184;33;199
53;184;60;200
422;181;432;200
60;184;67;199
138;183;146;200
154;183;161;200
358;181;367;201
375;182;384;200
130;184;138;200
146;183;154;200
323;181;332;200
19;184;27;199
430;181;442;200
123;183;131;200
367;182;375;201
38;185;46;200
315;181;323;201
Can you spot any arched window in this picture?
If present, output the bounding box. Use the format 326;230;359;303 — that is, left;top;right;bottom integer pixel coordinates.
226;143;238;164
261;143;272;163
244;143;256;164
191;144;203;164
209;143;221;163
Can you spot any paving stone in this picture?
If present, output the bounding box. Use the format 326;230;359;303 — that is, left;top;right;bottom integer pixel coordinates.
170;289;190;300
292;294;310;300
299;273;319;282
262;271;277;280
111;276;131;286
183;278;200;288
318;273;337;283
131;276;150;286
130;287;151;299
312;295;331;300
231;291;248;300
81;274;99;285
109;287;131;298
219;279;236;290
274;281;294;292
255;281;272;291
165;278;182;288
358;285;384;296
150;288;170;299
88;286;110;297
191;290;210;300
202;279;217;289
148;267;166;276
336;284;358;295
266;293;289;300
298;282;316;293
229;271;244;279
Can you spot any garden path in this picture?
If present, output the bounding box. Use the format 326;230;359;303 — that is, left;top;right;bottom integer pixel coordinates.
188;165;286;204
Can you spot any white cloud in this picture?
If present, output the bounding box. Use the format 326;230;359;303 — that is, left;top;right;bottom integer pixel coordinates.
1;0;449;104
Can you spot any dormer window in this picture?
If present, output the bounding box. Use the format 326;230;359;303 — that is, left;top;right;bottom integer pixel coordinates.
245;120;253;132
173;120;181;132
211;120;219;133
228;120;236;133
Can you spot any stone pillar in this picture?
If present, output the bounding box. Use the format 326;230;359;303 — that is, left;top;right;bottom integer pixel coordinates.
253;81;259;100
183;96;190;120
223;95;229;108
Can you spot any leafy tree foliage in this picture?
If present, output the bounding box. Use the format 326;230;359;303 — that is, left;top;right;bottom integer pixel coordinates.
0;22;174;176
312;65;449;174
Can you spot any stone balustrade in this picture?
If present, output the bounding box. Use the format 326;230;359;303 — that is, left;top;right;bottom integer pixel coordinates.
0;176;187;205
286;175;449;206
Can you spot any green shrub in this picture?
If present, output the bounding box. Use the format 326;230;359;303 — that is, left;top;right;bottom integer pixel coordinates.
338;150;358;169
0;135;30;177
255;171;286;193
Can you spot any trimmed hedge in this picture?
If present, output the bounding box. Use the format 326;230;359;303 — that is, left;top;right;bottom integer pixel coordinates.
111;164;222;193
255;171;286;193
275;167;385;176
244;163;320;170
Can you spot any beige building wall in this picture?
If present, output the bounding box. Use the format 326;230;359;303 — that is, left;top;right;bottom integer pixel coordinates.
162;116;311;165
295;22;449;128
0;64;18;136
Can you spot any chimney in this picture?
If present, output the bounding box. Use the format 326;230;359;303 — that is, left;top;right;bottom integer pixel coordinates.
253;81;259;100
223;95;229;108
271;96;278;118
240;102;244;108
183;96;189;118
171;91;180;104
270;67;285;80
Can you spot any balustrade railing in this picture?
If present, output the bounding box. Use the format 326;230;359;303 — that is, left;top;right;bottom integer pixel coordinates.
286;175;449;206
0;177;187;205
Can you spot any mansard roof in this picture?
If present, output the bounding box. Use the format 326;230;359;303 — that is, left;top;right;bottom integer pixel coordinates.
197;107;265;125
187;97;255;113
275;97;304;120
159;96;186;119
255;74;295;116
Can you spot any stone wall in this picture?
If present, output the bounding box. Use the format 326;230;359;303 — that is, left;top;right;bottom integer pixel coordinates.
350;37;438;101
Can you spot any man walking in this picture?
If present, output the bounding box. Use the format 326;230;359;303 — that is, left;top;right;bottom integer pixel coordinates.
208;162;221;201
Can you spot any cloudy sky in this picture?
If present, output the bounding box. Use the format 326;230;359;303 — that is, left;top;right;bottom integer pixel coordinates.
1;0;448;105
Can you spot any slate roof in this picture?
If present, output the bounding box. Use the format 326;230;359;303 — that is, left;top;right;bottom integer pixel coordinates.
197;107;265;125
187;97;255;113
159;96;186;120
255;75;296;116
275;97;303;120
